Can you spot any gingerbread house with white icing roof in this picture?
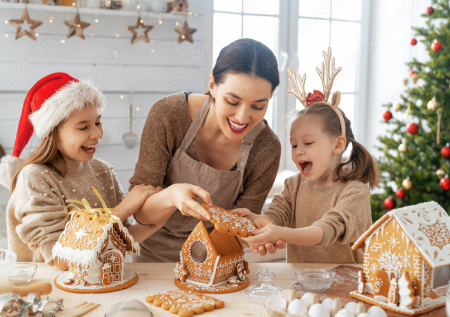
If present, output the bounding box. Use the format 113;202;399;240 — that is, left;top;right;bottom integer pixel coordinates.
174;220;250;294
350;201;450;315
52;205;140;293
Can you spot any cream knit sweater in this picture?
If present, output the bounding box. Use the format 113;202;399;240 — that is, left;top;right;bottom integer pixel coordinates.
6;157;125;265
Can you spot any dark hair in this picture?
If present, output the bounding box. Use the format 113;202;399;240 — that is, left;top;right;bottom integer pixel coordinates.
289;103;379;190
208;38;280;94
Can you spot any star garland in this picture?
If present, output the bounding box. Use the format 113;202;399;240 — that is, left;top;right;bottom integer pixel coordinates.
9;4;42;40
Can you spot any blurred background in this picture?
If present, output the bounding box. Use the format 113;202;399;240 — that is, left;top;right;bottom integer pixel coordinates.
0;0;436;261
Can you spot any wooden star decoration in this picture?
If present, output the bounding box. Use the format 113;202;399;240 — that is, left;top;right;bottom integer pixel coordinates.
64;11;90;40
9;5;42;40
175;20;196;43
126;16;154;44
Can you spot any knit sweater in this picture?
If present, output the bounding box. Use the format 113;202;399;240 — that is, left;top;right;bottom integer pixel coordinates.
264;172;372;263
129;92;281;214
6;157;125;265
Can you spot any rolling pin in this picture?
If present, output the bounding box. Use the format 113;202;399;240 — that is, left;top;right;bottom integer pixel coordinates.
0;281;52;296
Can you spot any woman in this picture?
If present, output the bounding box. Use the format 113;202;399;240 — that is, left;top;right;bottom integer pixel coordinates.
130;39;282;262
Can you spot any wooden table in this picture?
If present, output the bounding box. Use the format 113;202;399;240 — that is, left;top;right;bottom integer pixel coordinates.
28;262;363;316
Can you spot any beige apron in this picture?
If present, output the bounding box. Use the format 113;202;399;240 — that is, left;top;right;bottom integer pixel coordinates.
132;97;262;262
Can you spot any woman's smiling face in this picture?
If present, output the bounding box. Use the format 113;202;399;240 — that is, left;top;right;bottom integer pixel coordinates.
210;73;273;141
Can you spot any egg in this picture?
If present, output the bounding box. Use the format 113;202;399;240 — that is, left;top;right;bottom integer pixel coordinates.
367;306;387;317
309;303;330;317
301;292;314;308
322;298;334;312
288;299;308;315
335;308;354;317
357;314;371;317
344;302;357;315
265;295;286;312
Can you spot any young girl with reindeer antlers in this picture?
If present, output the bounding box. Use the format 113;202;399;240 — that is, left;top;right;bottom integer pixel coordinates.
238;48;378;263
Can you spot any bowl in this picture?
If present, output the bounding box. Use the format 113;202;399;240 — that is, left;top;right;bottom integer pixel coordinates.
9;263;37;285
0;249;17;282
294;267;336;293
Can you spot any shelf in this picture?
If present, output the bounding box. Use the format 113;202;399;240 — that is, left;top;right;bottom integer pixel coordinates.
1;2;201;18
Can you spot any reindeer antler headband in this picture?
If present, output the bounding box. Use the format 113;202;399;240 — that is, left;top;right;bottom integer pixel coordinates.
287;47;346;137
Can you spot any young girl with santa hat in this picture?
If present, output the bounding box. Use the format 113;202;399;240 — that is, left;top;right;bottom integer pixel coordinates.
0;72;160;270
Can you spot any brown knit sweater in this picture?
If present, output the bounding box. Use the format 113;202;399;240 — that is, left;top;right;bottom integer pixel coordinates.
129;92;281;214
264;173;372;263
6;158;124;265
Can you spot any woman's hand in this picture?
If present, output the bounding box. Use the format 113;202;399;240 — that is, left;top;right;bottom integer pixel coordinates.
166;184;213;221
242;225;286;255
234;208;276;229
116;184;162;221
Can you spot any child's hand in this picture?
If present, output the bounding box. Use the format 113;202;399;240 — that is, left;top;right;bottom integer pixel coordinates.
242;225;284;253
117;184;162;220
234;208;276;229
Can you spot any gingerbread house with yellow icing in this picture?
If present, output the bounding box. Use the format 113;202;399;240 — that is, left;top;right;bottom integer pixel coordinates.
174;220;250;294
350;201;450;315
52;208;140;293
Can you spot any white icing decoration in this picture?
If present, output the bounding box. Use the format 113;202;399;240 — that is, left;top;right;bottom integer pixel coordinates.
374;295;388;302
365;282;374;294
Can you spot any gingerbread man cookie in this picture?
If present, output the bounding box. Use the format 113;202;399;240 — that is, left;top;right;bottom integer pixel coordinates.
145;290;225;317
202;204;256;237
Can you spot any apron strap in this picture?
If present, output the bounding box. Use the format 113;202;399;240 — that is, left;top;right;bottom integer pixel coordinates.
236;120;263;173
179;96;211;152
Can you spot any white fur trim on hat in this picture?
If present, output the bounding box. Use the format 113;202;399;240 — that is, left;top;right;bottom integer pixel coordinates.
0;155;25;190
29;80;105;139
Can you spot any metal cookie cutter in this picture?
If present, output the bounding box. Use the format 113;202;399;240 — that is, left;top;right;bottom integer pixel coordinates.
25;293;64;317
0;293;28;317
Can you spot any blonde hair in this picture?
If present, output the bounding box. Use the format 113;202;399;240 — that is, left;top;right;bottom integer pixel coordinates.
11;127;67;192
287;103;379;190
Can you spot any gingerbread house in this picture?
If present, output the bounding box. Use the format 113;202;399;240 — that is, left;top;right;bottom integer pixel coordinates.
174;220;250;294
350;201;450;315
52;190;140;293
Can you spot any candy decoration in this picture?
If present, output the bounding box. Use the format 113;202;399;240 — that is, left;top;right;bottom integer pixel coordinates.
427;97;439;111
383;110;392;122
395;188;405;199
384;197;395;210
406;122;419;134
436;169;445;179
431;40;442;51
410;38;417;46
441;143;450;158
402;177;413;190
440;175;450;190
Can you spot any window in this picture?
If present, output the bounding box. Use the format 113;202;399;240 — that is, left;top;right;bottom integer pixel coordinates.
433;265;450;289
213;0;280;127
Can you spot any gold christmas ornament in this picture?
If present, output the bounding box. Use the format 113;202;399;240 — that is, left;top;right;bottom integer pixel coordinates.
398;143;408;153
403;78;408;86
402;177;413;190
411;74;419;84
9;4;42;40
64;11;90;39
394;103;402;112
126;16;154;44
175;20;196;43
427;97;439;111
436;169;445;179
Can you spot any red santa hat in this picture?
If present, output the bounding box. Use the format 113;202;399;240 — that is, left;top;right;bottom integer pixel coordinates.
0;72;105;190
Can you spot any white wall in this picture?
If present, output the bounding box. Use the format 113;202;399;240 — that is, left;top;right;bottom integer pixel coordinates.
0;0;214;214
364;0;431;156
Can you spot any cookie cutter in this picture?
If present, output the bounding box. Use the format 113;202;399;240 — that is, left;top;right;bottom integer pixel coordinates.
0;292;63;317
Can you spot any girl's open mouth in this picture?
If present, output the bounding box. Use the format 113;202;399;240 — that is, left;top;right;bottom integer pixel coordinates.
227;118;249;134
299;161;312;175
81;145;96;155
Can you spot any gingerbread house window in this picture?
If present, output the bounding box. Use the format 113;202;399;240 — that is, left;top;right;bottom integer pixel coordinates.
433;265;450;289
190;241;208;263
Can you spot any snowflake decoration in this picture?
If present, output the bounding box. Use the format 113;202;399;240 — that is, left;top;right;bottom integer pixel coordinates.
388;236;400;249
401;250;411;268
377;249;404;272
84;235;97;250
73;224;90;245
418;220;450;249
174;262;188;282
370;263;378;274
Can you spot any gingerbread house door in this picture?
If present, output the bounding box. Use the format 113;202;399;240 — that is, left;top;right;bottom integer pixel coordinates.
103;250;123;281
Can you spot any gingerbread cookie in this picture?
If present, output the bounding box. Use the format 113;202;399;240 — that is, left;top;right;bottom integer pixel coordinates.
202;204;256;237
145;290;225;317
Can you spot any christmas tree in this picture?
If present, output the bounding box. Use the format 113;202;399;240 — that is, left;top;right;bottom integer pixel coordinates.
371;0;450;220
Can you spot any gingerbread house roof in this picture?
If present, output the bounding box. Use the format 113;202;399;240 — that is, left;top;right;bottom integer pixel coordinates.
52;211;140;267
353;201;450;268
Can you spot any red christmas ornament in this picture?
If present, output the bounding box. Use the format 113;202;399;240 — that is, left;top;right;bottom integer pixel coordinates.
306;89;324;106
406;122;419;134
426;6;434;15
441;143;450;158
383;110;392;121
440;175;450;190
384;197;396;210
395;188;405;199
410;38;417;46
409;70;416;77
431;40;442;52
